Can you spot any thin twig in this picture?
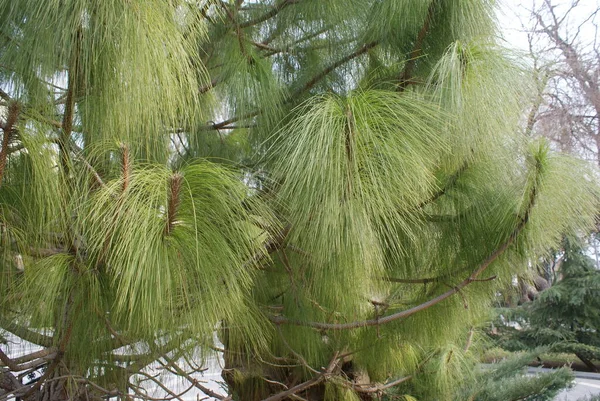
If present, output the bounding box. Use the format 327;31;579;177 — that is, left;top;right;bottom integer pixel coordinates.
260;352;340;401
352;375;413;394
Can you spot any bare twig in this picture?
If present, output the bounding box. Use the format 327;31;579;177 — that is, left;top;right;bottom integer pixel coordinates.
159;356;231;401
352;375;413;394
260;352;340;401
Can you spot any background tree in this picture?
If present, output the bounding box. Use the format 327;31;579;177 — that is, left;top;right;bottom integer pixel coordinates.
454;350;574;401
521;0;600;164
491;239;600;373
0;1;598;401
492;0;600;307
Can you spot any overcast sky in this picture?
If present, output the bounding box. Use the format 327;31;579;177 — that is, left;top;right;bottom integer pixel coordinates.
498;0;600;52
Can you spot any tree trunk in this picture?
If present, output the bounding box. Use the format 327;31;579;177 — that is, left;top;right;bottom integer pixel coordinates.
221;328;374;401
575;352;600;373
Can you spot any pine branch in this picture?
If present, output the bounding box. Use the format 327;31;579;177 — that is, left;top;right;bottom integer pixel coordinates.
76;154;106;189
261;27;332;56
0;348;56;372
19;296;76;398
464;327;475;353
0;371;30;401
270;160;541;331
352;375;413;394
59;27;82;176
417;160;469;209
129;372;198;401
397;0;437;91
238;0;299;29
199;76;221;94
9;349;55;367
0;319;54;348
159;356;231;401
261;352;340;401
276;326;319;374
204;41;379;130
289;41;378;100
386;269;495;286
385;276;443;284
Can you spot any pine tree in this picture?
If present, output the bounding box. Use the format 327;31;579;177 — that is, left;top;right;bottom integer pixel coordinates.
455;350;574;401
0;1;598;401
492;239;600;373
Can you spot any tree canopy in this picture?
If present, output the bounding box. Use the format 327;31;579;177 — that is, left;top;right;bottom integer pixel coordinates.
0;1;598;401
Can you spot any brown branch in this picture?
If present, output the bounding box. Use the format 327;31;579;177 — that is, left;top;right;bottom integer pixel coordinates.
130;372;197;401
249;40;283;53
0;370;21;394
0;102;20;186
417;159;469;209
276;327;319;374
159;356;231;401
289;41;378;100
23;111;62;129
59;27;82;176
203;41;379;130
199;77;221;94
0;319;53;347
165;173;183;236
352;375;413;394
0;371;37;401
19;292;76;398
10;349;55;366
384;276;442;284
0;89;10;102
471;275;497;282
72;152;106;189
19;333;71;398
74;378;121;398
96;309;127;347
397;0;437;91
0;349;20;371
211;111;260;130
536;3;600;119
261;352;340;401
239;0;297;29
386;273;496;285
0;348;56;372
262;27;332;56
575;352;600;373
261;376;322;401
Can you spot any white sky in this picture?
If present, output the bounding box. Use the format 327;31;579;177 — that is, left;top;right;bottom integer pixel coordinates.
498;0;600;52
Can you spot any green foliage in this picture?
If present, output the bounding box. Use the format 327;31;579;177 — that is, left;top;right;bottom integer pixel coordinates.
456;350;574;401
0;1;598;401
491;239;600;371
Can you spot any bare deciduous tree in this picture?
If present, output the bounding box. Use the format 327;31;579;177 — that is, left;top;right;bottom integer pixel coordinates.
525;0;600;164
